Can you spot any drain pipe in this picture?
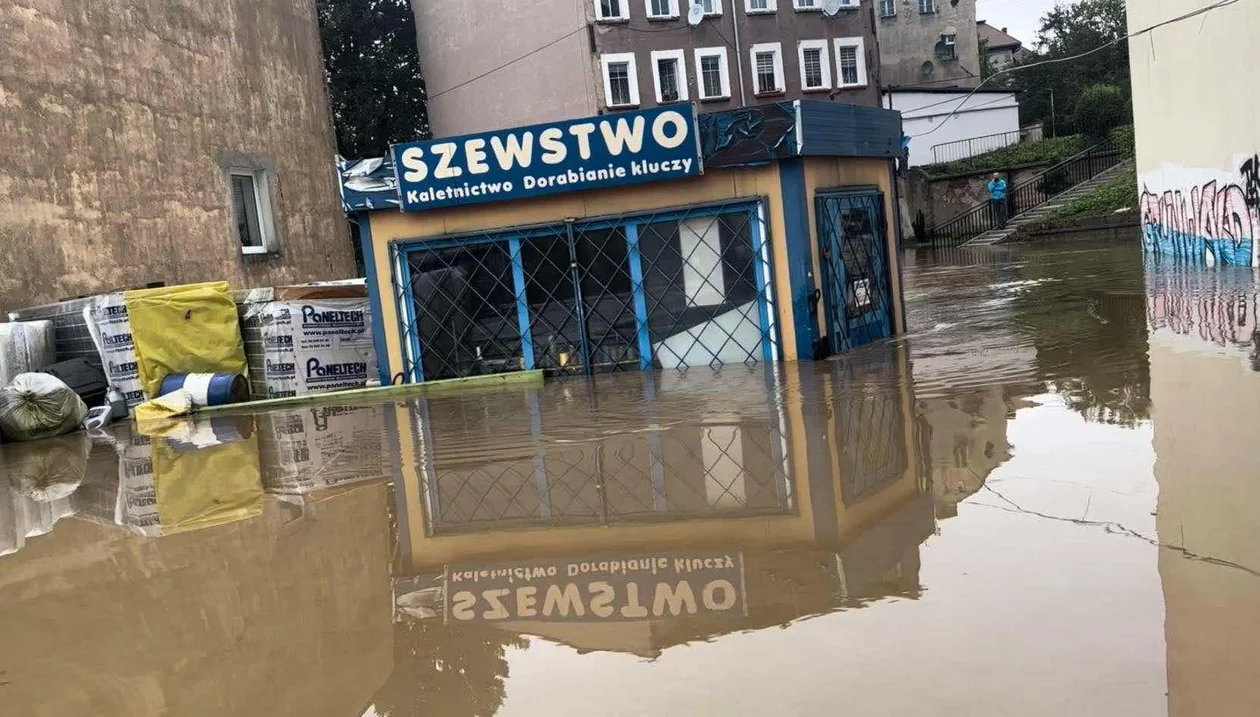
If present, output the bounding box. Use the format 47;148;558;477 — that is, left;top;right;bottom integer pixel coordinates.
728;9;747;106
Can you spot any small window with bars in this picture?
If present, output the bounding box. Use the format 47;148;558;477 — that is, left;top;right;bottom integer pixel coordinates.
750;43;782;96
799;40;829;90
652;50;687;103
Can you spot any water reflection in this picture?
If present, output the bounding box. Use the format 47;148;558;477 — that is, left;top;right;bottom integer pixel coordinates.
2;236;1259;715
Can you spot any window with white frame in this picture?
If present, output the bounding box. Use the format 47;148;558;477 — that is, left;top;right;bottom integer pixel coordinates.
798;40;831;91
937;33;957;59
596;0;629;21
601;53;640;107
651;49;688;103
750;42;784;95
918;0;936;14
834;37;867;87
229;168;276;255
694;47;731;99
699;0;722;15
746;0;775;12
878;0;895;16
793;0;820;10
646;0;678;19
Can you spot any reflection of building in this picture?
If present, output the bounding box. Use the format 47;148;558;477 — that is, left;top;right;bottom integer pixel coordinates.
1146;259;1260;715
0;482;393;716
388;344;932;661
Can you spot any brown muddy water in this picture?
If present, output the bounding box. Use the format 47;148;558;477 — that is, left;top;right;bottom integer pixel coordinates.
2;234;1258;716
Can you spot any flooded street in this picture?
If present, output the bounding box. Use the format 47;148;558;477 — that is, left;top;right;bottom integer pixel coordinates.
3;234;1258;716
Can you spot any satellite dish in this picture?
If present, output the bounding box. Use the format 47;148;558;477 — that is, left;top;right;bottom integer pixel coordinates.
822;0;844;16
687;2;705;26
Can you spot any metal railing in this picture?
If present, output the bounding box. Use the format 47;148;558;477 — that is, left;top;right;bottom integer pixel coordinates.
929;129;1023;165
925;140;1124;248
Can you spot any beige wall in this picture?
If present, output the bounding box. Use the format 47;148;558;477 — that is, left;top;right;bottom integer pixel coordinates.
1128;0;1260;263
412;0;597;137
0;0;355;314
1149;336;1260;716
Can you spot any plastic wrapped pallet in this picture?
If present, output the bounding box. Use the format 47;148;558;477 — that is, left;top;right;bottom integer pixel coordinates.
0;321;55;387
258;403;386;494
235;283;378;399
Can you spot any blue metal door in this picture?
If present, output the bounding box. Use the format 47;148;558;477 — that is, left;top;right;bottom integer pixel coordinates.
815;191;894;354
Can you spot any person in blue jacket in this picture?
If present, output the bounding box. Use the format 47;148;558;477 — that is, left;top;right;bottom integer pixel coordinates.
987;172;1009;228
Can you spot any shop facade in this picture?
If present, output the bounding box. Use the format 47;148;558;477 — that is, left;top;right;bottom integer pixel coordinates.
339;101;906;384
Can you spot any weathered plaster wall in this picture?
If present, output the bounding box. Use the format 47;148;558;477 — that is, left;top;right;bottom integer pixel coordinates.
901;162;1046;229
0;0;353;314
875;0;980;89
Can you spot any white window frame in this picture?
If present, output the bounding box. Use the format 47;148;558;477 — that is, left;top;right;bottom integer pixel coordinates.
797;39;831;91
878;0;895;17
650;49;689;103
645;0;679;19
745;0;776;12
698;0;723;15
600;53;640;108
228;168;277;255
595;0;630;21
918;0;936;14
694;47;731;100
833;37;868;88
793;0;821;10
749;42;785;95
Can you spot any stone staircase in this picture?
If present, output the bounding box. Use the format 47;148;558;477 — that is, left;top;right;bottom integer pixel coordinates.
962;160;1135;247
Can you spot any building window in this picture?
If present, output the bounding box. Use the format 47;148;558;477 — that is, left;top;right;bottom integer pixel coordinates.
834;37;867;88
746;0;775;12
601;53;640;108
798;40;831;91
699;0;723;15
750;42;784;95
646;0;678;19
694;47;731;100
229;169;276;255
596;0;629;21
918;0;935;14
879;0;895;17
651;49;689;103
937;33;957;60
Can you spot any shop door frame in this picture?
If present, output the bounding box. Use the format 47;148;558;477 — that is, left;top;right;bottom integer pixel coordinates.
814;187;895;355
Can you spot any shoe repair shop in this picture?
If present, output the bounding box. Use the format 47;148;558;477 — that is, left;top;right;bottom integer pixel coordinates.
340;101;906;383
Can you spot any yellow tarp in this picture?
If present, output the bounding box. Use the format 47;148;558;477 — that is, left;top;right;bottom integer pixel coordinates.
124;282;247;400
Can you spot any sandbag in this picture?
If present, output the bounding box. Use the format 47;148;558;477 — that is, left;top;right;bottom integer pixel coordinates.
0;373;89;442
3;433;91;502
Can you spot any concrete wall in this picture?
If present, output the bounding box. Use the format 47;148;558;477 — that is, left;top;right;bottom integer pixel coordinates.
1128;0;1260;266
901;162;1047;228
593;2;880;111
886;90;1019;166
412;0;597;137
875;0;980;89
0;0;354;314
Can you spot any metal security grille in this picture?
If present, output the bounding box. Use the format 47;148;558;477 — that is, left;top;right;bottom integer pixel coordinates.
816;190;895;353
392;200;777;381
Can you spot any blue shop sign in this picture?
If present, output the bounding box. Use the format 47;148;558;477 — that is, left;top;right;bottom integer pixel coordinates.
390;106;703;212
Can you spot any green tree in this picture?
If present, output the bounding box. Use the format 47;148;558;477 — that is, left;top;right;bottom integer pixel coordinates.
316;0;430;159
1015;0;1131;134
1074;84;1128;138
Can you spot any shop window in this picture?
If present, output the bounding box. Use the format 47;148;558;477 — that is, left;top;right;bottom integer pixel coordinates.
834;37;868;88
745;0;775;12
749;42;784;96
694;47;731;100
651;50;689;103
229;169;276;255
646;0;677;19
596;0;629;21
601;53;640;108
798;40;830;91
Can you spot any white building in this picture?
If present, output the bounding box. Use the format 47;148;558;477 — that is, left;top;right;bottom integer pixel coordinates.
884;88;1020;167
1128;0;1259;266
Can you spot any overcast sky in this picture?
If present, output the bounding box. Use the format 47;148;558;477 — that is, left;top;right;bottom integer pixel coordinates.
976;0;1062;49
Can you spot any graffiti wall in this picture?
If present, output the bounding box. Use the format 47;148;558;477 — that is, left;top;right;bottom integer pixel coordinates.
1139;154;1260;266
